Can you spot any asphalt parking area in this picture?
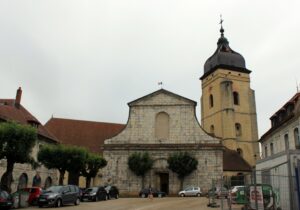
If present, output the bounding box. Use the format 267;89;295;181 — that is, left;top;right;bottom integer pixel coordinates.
25;197;242;210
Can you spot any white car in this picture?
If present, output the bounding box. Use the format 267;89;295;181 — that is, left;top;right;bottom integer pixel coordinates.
178;187;202;197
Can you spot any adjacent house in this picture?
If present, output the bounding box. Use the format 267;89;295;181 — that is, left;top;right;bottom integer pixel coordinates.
0;87;58;192
256;92;300;210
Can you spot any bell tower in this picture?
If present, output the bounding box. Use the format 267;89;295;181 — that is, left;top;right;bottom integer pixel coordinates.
200;22;259;166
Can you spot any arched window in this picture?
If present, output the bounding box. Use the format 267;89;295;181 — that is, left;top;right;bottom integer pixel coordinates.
155;112;170;140
210;125;215;135
235;123;242;137
18;173;28;190
44;177;52;189
294;128;300;149
237;148;243;157
209;94;214;108
284;134;289;151
233;91;239;105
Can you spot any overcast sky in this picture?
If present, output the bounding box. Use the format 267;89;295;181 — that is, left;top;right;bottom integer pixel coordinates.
0;0;299;138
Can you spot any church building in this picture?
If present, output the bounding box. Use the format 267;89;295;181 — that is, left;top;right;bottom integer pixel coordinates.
102;89;223;195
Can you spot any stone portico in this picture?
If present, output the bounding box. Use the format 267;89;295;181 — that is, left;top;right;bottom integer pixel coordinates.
102;89;223;195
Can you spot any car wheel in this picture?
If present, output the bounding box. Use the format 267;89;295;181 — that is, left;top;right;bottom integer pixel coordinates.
75;198;80;205
141;193;146;198
180;193;185;197
196;193;201;197
56;199;62;208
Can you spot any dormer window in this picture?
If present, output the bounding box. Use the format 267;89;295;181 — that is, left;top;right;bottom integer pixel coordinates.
27;120;39;128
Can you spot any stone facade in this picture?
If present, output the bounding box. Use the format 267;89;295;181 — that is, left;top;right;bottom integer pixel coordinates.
0;141;58;192
103;89;223;195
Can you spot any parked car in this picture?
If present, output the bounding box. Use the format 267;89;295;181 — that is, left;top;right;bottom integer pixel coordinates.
81;187;108;201
105;185;119;199
208;186;228;198
229;185;246;204
139;188;166;198
37;185;81;207
178;186;202;197
0;189;13;210
19;187;43;205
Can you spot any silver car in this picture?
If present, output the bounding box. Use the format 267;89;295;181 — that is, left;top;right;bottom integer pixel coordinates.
178;187;202;197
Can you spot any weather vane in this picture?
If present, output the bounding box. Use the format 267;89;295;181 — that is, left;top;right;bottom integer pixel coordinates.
158;82;163;89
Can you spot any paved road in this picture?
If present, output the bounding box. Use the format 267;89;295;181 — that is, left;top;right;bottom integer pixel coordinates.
25;197;243;210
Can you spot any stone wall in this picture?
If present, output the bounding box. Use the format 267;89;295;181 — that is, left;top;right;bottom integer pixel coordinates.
103;148;223;195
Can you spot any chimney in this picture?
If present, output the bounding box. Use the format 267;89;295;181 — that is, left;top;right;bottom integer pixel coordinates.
15;87;22;109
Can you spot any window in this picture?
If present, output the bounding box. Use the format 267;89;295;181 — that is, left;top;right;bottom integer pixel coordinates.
233;91;239;105
237;148;243;157
235;123;242;137
270;143;274;155
284;134;289;151
155;112;170;140
264;146;268;158
209;94;214;108
210;125;215;135
295;128;300;149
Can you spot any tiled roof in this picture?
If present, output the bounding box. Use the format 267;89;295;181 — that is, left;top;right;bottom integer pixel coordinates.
223;148;252;172
0;99;58;143
45;118;125;153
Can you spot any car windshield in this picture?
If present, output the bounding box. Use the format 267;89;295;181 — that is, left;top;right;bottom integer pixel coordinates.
85;187;97;193
45;186;62;193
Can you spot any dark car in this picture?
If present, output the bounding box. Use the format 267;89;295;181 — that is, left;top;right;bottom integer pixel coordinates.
81;187;108;202
0;190;13;210
105;185;119;199
139;188;166;198
38;185;81;208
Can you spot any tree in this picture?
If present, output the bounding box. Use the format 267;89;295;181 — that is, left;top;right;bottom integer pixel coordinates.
167;152;198;189
0;121;37;192
128;152;154;188
64;146;88;185
81;153;107;188
38;144;68;185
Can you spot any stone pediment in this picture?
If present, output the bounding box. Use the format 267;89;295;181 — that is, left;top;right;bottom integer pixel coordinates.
128;89;196;107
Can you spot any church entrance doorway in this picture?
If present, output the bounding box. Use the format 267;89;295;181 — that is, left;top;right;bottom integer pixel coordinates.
159;173;169;194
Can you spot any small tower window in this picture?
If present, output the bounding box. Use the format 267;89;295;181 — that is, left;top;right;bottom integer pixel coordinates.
209;94;214;108
210;125;215;135
233;91;239;105
235;123;242;137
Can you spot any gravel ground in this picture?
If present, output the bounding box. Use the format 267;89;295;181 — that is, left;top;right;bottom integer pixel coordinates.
24;197;243;210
